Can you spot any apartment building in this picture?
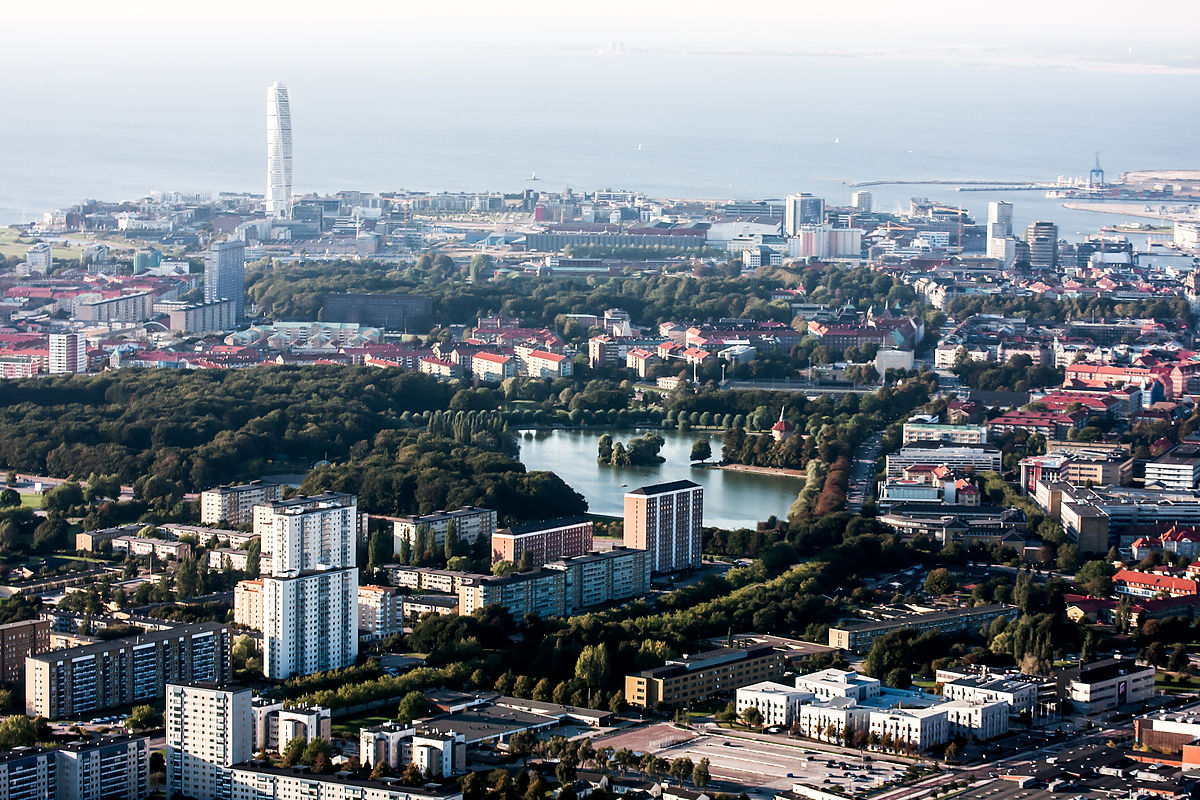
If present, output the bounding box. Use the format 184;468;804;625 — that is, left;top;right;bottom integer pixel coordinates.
75;291;154;323
457;569;566;619
382;566;474;595
0;619;49;684
491;516;593;566
26;622;230;718
252;698;330;753
827;604;1018;652
234;580;264;631
201;481;284;526
387;507;497;554
58;734;150;800
520;349;572;379
167;682;253;800
735;681;813;727
471;352;516;383
358;584;400;639
402;595;460;620
623;480;703;574
229;762;464;800
359;722;466;777
548;546;650;613
111;536;192;561
1112;569;1198;599
902;421;987;446
1146;443;1200;491
625;645;785;709
256;494;359;679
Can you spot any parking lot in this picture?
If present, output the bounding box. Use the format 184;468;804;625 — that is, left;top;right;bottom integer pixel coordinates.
656;730;908;794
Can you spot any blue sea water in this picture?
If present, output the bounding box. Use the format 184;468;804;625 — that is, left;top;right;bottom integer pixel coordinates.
1;49;1195;234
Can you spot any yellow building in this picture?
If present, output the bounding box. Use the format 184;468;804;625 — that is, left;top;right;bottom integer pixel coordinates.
625;645;784;709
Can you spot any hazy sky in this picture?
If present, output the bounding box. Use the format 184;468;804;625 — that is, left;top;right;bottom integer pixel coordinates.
9;0;1200;63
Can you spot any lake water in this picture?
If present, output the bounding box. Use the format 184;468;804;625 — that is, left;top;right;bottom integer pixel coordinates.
517;427;804;529
3;49;1197;237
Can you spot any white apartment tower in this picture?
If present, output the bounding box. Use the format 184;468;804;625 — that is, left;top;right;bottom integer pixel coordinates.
255;493;359;679
266;82;293;216
48;332;86;374
167;682;253;800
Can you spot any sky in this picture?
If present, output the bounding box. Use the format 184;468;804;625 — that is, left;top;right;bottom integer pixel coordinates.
7;1;1200;63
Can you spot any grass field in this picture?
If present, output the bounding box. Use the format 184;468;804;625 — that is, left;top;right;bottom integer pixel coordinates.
331;714;391;736
0;228;36;260
20;493;42;509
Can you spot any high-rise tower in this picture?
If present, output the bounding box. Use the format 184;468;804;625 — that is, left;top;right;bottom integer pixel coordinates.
266;82;293;216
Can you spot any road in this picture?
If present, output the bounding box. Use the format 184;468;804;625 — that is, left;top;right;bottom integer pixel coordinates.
847;432;884;513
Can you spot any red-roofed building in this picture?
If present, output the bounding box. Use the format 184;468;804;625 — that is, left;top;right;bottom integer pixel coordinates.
471;351;516;383
625;348;659;378
1113;569;1198;599
987;410;1086;439
522;349;572;379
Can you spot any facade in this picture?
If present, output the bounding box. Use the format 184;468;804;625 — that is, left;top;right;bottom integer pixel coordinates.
623;480;703;574
548;546;650;613
735;681;813;727
797;697;868;743
457;569;566;619
1112;569;1197;599
784;193;825;235
868;706;949;750
230;762;463;800
26;242;53;272
111;536;192;561
885;444;1003;478
202;480;284;526
471;352;516;383
358;723;465;777
0;356;37;379
321;293;431;329
234;580;264;631
357;584;400;639
522;349;572;379
48;333;86;374
0;619;49;684
167;682;253;800
941;699;1008;741
402;594;459;620
266;82;293;215
941;676;1039;719
1058;658;1155;714
388;507;496;554
827;604;1018;652
26;622;230;718
1025;221;1059;268
491;517;593;566
794;668;882;701
1146;443;1200;491
625;645;785;709
253;493;357;575
161;299;238;334
901;422;987;446
75;292;153;323
57;734;150;800
204;241;246;320
252;698;331;753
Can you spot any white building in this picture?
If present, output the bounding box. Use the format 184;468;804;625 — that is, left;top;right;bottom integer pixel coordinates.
252;698;331;753
257;494;359;679
735;681;813;727
940;699;1008;741
359;722;465;778
868;706;948;750
266;82;293;215
358;584;400;639
201;481;284;526
49;332;86;374
796;697;869;743
794;669;881;702
230;763;463;800
26;242;53;274
167;682;253;800
939;675;1039;718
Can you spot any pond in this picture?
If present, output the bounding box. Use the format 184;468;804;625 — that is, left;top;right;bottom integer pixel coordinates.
517;428;805;530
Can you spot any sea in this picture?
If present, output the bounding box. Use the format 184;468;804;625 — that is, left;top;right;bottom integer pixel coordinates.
2;49;1197;237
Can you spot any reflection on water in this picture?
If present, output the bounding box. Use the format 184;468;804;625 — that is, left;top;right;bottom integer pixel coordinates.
518;428;803;530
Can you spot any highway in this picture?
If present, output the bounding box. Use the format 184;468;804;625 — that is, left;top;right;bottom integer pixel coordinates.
847;431;884;513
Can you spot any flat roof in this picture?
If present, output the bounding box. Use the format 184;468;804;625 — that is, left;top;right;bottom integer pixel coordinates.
503;515;591;536
29;621;226;663
626;480;701;496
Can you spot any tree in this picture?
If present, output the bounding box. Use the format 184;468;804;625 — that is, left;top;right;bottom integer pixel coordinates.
0;716;36;749
397;691;430;724
690;440;712;463
1170;643;1190;673
1080;631;1096;664
0;520;17;553
33;514;68;550
945;741;961;762
42;481;84;514
885;668;911;689
492;560;516;576
245;537;261;577
301;738;334;767
1076;559;1115;598
923;568;954;596
692;758;711;789
1056;542;1079;572
281;736;306;766
741;706;763;729
508;729;538;764
0;489;18;508
127;705;163;731
574;643;610;694
175;556;202;599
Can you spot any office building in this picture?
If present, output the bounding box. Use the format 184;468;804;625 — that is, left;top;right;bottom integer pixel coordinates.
784;193;825;235
794;668;882;701
1146;443;1200;491
885;444;1003;478
625;645;785;709
204;241;246;320
1056;658;1155;714
388;507;496;555
796;698;869;743
57;734;150;800
1025;221;1059;268
25;622;230;718
827;604;1018;652
868;706;949;750
321;293;431;329
0;619;49;684
623;480;703;574
941;699;1008;741
850;191;872;213
229;762;464;800
987;201;1013;237
48;333;86;374
901;421;987;446
357;584;400;639
491;517;593;566
202;480;284;526
160;299;238;334
940;674;1040;719
266;82;293;216
735;681;813;727
167;682;253;800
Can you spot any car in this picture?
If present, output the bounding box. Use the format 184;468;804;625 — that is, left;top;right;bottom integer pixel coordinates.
786;773;794;778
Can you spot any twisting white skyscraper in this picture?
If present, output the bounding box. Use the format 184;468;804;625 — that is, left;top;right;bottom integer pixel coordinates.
266;82;293;215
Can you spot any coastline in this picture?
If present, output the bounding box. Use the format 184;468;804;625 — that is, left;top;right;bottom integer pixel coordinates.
709;463;807;479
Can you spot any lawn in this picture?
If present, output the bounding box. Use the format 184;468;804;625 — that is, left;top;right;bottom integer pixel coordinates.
20;494;42;509
331;714;391;736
